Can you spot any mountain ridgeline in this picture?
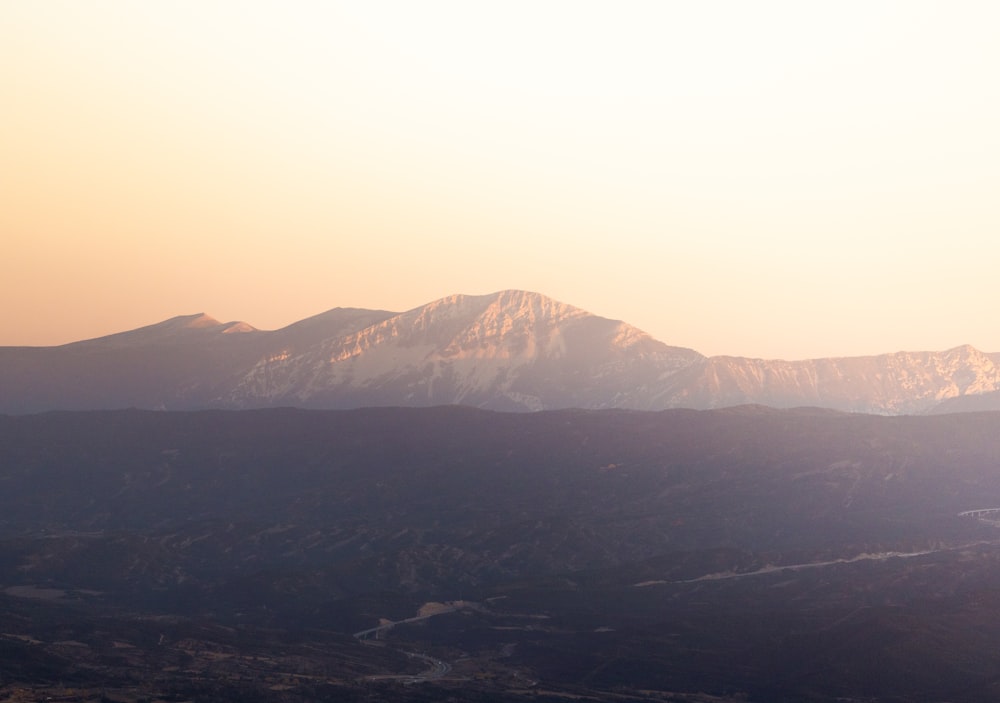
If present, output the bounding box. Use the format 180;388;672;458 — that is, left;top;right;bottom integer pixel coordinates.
4;290;1000;415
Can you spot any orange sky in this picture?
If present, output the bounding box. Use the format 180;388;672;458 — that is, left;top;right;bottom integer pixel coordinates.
3;1;999;359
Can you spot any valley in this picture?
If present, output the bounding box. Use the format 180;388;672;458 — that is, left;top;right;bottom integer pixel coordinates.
4;407;1000;700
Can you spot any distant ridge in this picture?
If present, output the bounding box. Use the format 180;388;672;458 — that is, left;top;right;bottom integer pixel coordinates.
1;290;998;415
226;290;701;411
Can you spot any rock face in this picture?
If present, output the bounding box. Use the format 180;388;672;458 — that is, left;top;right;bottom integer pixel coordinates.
2;290;1000;414
661;345;1000;415
228;291;702;411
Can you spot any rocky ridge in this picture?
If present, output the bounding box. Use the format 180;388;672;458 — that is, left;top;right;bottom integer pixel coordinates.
2;290;1000;414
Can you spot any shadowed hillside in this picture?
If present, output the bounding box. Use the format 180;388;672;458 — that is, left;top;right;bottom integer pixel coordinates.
5;407;1000;700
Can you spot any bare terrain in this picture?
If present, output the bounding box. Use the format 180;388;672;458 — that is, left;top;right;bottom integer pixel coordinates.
4;406;1000;700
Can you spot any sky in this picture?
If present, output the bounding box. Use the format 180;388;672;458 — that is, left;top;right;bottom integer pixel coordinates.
2;1;999;359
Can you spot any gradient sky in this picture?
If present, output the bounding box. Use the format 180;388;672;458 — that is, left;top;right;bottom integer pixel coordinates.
3;1;999;359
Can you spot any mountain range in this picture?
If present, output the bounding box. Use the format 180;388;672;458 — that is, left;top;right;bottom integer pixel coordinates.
3;289;1000;415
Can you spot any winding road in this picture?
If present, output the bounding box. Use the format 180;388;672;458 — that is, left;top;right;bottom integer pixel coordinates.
353;605;458;683
633;540;1000;588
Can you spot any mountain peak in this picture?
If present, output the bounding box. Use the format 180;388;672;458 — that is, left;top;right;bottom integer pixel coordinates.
416;290;588;326
489;289;586;319
66;313;257;350
221;290;702;412
178;313;221;329
943;343;982;357
221;321;257;334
